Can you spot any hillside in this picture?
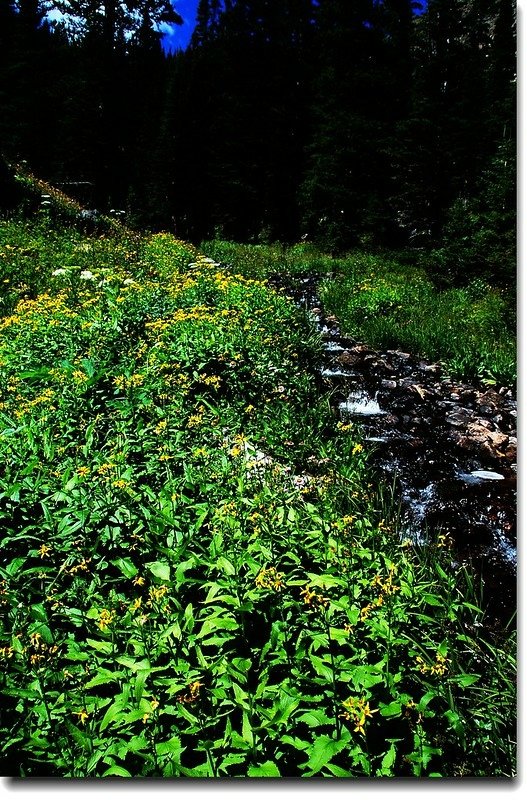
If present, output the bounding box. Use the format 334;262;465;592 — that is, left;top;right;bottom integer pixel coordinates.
0;173;516;777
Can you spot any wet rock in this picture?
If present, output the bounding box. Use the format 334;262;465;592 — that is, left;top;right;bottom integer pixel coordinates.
351;344;376;355
419;361;441;374
337;350;362;366
445;407;473;427
478;389;501;409
387;350;411;360
473;418;493;430
372;360;393;373
451;423;508;459
381;379;397;390
478;405;494;416
409;384;429;401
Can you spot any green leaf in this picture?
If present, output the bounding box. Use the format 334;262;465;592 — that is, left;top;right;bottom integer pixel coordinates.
453;673;480;688
247;761;281;778
302;735;349;775
156;736;184;759
176;558;196;583
297;710;333;728
309;654;334;681
350;665;384;690
159;621;182;642
280;735;310;751
196;615;239;639
423;593;443;607
216;555;236;575
263;692;300;728
111;557;138;579
64;641;89;662
101;765;132;778
325;763;354;777
147;561;171;581
64;719;91;752
379;701;402;718
380;744;397;773
86;638;113;654
242;711;254;746
444;710;464;737
99;699;128;732
85;668;123;689
5;557;26;576
30;603;48;623
133;668;150;704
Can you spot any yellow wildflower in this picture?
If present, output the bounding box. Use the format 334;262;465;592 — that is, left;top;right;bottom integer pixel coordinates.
38;543;52;559
98;609;116;631
255;566;285;592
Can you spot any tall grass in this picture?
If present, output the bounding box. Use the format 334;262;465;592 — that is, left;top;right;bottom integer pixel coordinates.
200;242;516;387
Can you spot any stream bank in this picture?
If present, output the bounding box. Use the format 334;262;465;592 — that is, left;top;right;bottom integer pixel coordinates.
284;275;517;627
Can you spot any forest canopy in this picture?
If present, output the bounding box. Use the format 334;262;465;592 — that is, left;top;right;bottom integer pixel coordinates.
0;0;516;282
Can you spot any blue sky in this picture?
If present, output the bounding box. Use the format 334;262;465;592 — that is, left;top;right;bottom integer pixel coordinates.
163;0;200;52
162;1;428;52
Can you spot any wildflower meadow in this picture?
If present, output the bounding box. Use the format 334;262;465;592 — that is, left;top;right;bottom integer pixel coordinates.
0;195;516;777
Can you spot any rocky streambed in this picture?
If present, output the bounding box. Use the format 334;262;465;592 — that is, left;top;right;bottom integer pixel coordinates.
287;275;517;625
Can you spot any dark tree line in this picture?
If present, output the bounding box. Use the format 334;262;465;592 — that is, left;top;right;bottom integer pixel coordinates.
0;0;516;280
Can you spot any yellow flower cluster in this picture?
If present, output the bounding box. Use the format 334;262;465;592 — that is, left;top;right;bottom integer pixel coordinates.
341;696;378;735
300;585;329;609
148;585;169;604
68;557;92;576
200;373;222;389
0;293;77;339
255;566;285;592
177;680;202;705
12;388;56;420
98;609;116;631
113;373;145;391
336;421;353;432
416;651;450;677
26;632;58;666
0;646;14;660
187;407;205;428
360;564;400;621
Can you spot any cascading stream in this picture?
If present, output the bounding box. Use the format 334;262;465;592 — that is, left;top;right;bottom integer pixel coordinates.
281;274;517;627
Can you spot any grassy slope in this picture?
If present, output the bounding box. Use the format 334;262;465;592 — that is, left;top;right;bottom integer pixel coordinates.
201;241;516;387
0;193;516;777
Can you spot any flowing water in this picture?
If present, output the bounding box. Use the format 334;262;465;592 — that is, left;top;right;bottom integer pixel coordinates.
284;275;517;627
